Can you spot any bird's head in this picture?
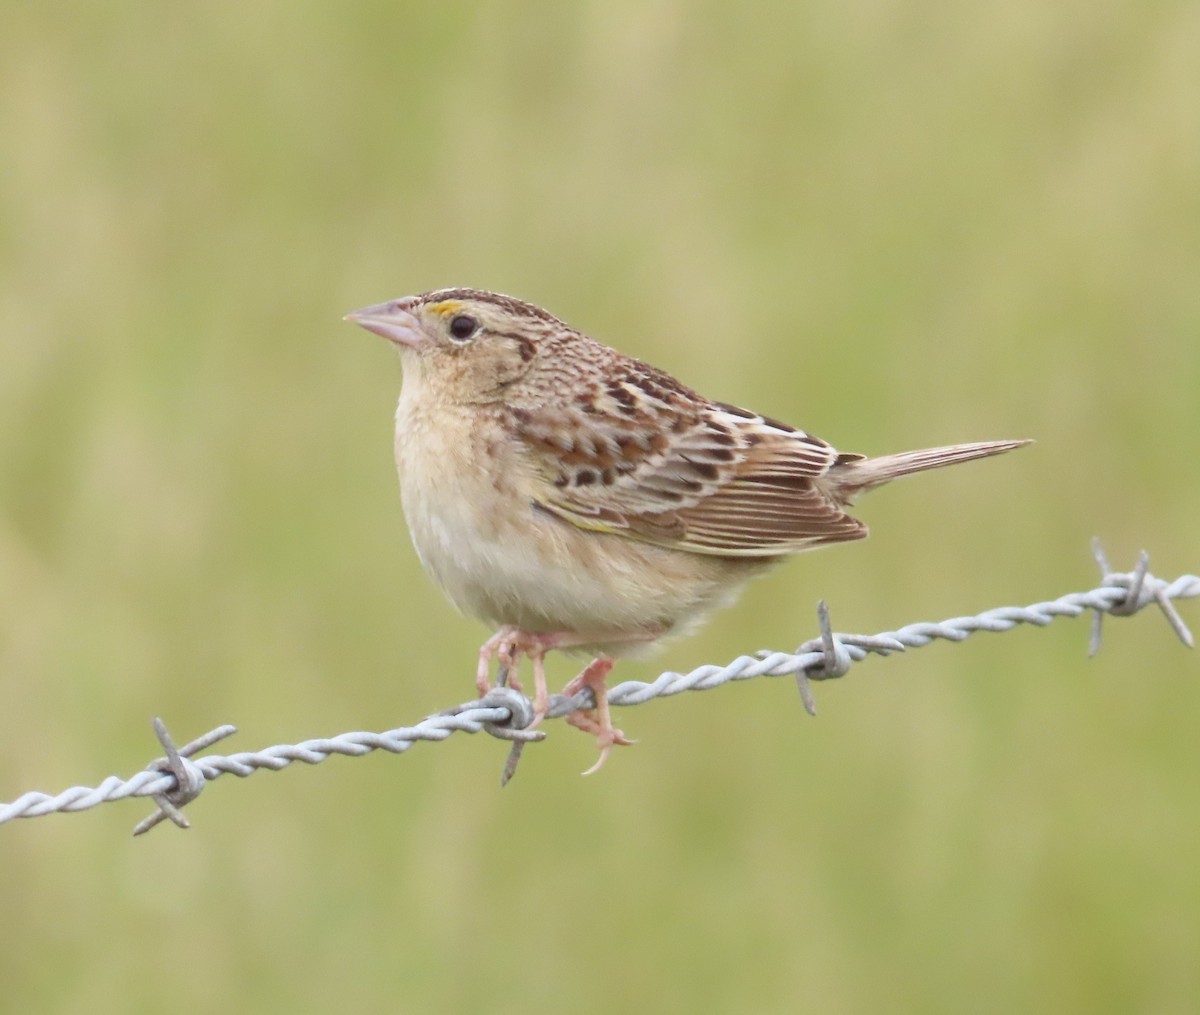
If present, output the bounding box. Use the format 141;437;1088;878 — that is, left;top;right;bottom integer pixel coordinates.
344;288;563;401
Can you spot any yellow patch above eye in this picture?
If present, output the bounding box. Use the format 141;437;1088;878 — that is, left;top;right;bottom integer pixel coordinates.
428;301;464;318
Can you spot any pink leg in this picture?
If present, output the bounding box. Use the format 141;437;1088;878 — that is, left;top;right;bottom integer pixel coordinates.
476;628;586;721
476;626;519;696
528;651;549;725
563;655;633;775
475;628;660;763
497;639;526;695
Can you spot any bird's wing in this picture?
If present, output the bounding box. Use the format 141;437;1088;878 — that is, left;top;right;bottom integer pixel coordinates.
508;367;867;557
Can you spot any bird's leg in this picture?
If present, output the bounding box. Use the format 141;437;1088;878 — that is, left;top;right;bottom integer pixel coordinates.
508;630;643;724
526;649;550;725
476;626;520;696
496;638;526;694
506;631;587;723
476;629;573;723
477;628;657;753
563;655;632;775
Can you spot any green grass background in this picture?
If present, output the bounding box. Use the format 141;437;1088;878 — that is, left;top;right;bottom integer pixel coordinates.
2;3;1198;1012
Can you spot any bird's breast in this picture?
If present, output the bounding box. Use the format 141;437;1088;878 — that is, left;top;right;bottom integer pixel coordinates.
394;393;523;605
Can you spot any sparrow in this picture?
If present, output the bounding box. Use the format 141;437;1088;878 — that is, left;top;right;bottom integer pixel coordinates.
344;288;1029;772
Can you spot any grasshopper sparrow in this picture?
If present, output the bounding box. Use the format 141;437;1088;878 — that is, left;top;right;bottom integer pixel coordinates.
345;288;1029;772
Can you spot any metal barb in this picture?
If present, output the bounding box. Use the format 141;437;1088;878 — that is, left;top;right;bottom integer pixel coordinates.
474;678;546;787
1087;540;1194;655
794;600;854;713
794;670;817;717
499;745;524;787
1110;551;1151;617
1089;538;1115;656
435;683;546;787
490;661;525;785
1154;586;1195;649
809;600;853;681
1088;609;1104;659
132;718;238;837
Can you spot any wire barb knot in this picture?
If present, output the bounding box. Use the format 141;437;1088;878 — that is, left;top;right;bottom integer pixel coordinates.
473;687;543;741
786;601;908;715
789;600;852;714
457;685;546;787
1089;539;1195;656
131;718;238;837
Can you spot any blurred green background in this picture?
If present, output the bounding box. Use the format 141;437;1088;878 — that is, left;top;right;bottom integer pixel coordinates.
2;2;1198;1013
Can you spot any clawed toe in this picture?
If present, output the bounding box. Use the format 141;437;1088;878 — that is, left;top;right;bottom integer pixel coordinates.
476;639;642;774
561;654;631;774
565;709;633;745
567;708;634;775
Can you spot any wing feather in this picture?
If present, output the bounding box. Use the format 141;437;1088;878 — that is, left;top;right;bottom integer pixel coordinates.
509;374;866;557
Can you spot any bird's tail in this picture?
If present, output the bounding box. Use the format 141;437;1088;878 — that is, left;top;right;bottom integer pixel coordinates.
824;439;1031;505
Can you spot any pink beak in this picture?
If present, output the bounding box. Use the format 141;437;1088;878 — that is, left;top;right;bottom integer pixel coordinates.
342;297;427;348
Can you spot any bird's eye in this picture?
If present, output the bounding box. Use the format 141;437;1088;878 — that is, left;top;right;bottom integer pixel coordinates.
448;315;479;342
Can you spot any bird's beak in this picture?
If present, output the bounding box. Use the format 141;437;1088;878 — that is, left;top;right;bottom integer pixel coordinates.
342;298;427;348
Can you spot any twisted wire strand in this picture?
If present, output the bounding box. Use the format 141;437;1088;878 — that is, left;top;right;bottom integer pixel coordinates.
1;544;1195;834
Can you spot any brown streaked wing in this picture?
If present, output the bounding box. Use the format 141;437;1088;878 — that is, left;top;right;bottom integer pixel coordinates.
671;411;868;554
513;385;867;557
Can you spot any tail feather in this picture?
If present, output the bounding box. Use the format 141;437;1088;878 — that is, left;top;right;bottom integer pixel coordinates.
824;439;1031;504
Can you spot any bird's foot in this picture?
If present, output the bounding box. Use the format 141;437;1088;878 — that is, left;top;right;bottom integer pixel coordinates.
562;656;632;774
566;709;635;775
477;628;576;725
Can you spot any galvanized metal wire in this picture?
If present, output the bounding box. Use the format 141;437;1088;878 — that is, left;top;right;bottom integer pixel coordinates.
1;541;1195;835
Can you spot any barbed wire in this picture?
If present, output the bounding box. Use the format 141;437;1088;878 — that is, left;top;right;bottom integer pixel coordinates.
1;540;1195;835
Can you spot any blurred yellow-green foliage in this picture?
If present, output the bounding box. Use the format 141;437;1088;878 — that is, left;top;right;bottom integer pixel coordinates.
2;3;1198;1013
